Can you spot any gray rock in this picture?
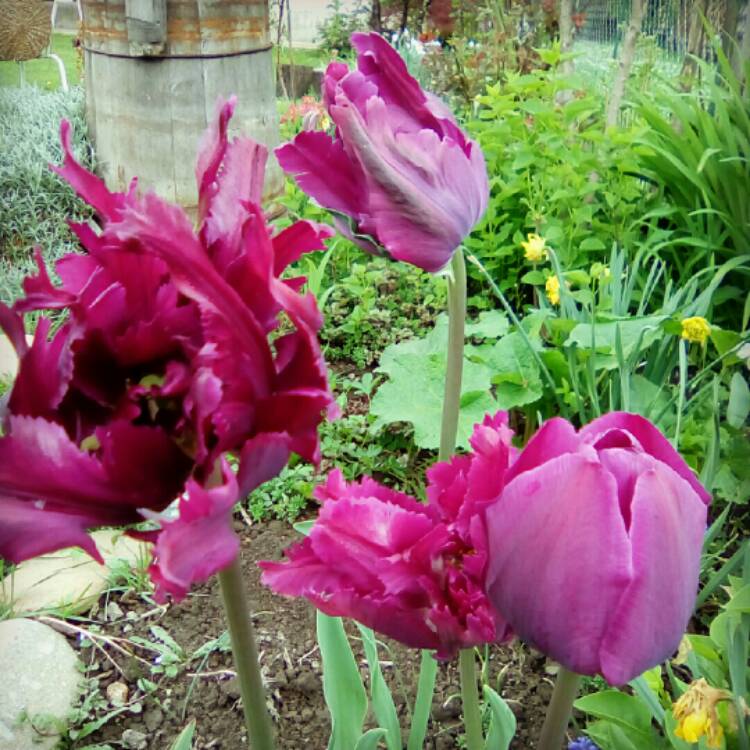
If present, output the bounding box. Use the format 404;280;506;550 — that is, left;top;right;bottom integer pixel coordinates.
121;728;148;749
143;707;163;732
0;618;81;750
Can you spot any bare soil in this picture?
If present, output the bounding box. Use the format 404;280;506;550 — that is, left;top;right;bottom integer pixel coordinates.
64;518;562;750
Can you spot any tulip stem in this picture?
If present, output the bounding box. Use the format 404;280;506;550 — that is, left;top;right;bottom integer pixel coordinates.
439;249;467;461
218;555;275;750
537;667;582;750
459;649;484;750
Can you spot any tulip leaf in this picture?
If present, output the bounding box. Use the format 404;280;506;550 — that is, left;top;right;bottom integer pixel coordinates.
564;315;667;370
356;625;402;750
727;372;750;428
482;685;516;750
354;729;387;750
585;719;668;750
574;690;653;738
372;315;497;449
317;612;368;750
168;720;196;750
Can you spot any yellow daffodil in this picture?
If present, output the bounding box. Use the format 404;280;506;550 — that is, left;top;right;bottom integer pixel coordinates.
672;679;731;749
545;275;561;305
681;316;711;345
521;233;547;263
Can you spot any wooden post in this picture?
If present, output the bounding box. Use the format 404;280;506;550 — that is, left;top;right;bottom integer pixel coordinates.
605;0;645;128
125;0;167;56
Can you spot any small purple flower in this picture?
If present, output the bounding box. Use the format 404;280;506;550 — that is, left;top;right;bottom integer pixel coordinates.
568;738;600;750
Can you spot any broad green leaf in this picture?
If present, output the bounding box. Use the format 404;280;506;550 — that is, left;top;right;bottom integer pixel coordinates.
317;613;368;750
465;310;509;340
727;372;750;428
356;626;401;750
483;686;516;750
574;690;653;738
585;719;666;750
354;729;387;750
724;583;750;614
293;519;315;536
169;720;196;750
372;317;497;449
476;332;543;409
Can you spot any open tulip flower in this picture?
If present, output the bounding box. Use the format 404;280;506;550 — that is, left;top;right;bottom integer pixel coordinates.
261;413;515;659
0;98;335;602
276;32;489;273
485;412;711;685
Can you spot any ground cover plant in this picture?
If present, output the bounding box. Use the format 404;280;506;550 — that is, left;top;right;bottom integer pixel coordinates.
0;8;748;750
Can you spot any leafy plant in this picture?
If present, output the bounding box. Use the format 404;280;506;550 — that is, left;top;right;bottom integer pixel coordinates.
0;85;93;305
316;0;368;55
633;48;750;274
465;54;656;300
247;463;315;522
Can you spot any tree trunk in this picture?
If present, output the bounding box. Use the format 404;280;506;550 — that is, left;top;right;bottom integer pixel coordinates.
370;0;382;33
606;0;645;128
681;0;709;82
559;0;574;74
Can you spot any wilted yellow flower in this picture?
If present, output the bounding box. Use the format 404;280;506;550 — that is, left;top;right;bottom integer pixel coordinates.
545;275;561;305
521;233;547;263
673;679;730;749
681;316;711;345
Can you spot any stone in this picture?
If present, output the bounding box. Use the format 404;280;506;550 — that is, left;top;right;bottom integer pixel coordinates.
0;530;151;615
106;681;129;706
143;707;163;732
0;618;81;750
121;728;148;750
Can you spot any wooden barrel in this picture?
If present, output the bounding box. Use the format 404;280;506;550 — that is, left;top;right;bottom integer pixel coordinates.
81;0;282;208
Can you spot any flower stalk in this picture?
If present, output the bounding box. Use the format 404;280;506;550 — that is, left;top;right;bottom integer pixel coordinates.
537;667;582;750
442;250;484;750
218;556;276;750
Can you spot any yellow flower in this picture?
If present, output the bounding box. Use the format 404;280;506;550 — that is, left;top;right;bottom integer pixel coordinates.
672;679;730;749
681;316;711;345
545;275;561;305
521;233;547;263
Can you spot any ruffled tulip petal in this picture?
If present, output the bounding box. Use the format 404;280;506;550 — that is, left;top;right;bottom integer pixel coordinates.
486;453;631;676
148;465;240;602
598;467;707;684
580;412;710;504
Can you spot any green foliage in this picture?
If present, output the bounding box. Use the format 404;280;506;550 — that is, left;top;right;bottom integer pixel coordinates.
247;463;314;522
322;260;446;368
316;0;368;55
0;85;93;305
633;50;750;272
466;64;653;297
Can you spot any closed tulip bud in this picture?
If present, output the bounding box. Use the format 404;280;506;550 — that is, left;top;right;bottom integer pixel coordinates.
485;412;710;685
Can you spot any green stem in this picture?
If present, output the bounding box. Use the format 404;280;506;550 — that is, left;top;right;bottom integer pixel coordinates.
218;555;276;750
459;649;484;750
537;667;582;750
439;250;467;461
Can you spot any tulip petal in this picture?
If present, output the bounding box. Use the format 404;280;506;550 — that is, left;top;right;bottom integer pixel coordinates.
504;417;580;484
148;464;240;602
581;412;711;504
486;453;631;676
276;131;368;218
598;467;707;684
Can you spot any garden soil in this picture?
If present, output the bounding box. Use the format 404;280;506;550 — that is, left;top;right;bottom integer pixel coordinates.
64;519;569;750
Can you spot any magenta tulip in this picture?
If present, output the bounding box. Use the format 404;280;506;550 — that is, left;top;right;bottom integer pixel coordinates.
485;412;711;685
0;98;335;601
261;413;514;658
276;32;489;273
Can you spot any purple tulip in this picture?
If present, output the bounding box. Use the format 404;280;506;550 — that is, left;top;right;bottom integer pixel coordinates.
485;413;711;685
276;32;489;273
